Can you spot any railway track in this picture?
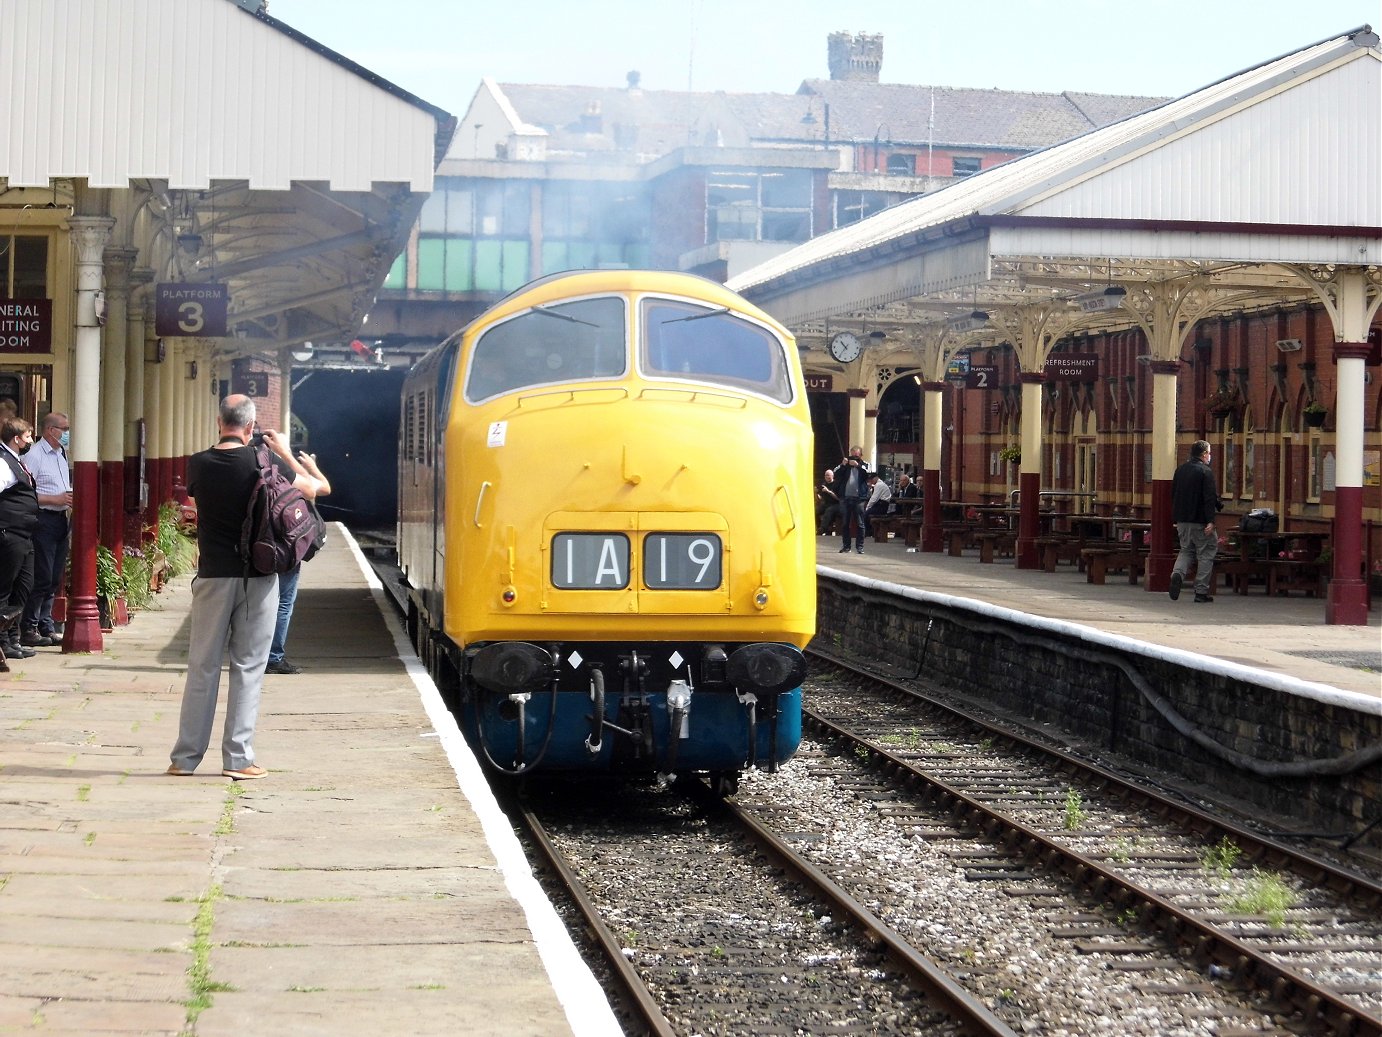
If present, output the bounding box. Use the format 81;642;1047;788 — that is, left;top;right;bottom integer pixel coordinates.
785;652;1382;1036
504;655;1381;1036
362;541;1379;1034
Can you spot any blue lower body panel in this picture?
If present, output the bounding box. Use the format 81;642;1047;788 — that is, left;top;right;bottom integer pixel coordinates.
462;686;803;774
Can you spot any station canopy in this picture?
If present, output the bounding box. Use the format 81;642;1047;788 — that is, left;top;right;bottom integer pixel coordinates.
728;26;1381;362
0;0;454;357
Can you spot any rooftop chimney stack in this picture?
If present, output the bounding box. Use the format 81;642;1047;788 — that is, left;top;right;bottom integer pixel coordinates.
827;31;883;82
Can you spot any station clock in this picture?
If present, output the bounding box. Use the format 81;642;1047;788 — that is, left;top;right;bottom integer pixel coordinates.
828;331;862;363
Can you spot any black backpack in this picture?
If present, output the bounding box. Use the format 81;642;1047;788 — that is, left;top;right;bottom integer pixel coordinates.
1240;508;1278;534
239;445;326;575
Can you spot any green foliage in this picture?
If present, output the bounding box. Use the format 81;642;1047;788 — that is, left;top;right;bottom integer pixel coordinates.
155;502;197;577
1228;868;1296;928
120;548;155;610
1062;788;1087;830
1199;836;1242;878
95;545;122;601
998;444;1021;463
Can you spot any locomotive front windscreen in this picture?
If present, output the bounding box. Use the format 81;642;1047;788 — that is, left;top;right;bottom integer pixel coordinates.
465;296;627;402
641;298;793;403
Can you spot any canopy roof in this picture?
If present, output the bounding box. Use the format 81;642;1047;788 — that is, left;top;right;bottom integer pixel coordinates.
729;26;1380;354
0;0;454;353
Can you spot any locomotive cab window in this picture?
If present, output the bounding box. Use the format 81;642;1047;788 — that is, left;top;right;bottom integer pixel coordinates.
641;298;792;403
465;296;626;403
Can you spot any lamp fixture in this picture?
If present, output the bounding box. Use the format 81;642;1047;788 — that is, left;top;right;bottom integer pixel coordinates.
946;310;989;333
1275;338;1304;353
1071;285;1127;313
290;342;315;363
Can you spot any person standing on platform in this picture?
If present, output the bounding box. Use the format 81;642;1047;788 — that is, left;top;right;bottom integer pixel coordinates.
833;446;870;555
0;417;39;661
166;395;327;780
1169;439;1222;604
22;412;72;648
265;448;330;676
815;468;840;535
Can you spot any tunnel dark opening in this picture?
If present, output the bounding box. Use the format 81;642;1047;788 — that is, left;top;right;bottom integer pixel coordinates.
289;367;406;529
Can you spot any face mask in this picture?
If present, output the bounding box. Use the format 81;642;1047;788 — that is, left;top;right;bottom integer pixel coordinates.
57;430;69;449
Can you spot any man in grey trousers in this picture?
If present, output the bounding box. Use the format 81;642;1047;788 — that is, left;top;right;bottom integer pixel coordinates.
1169;439;1222;604
166;395;328;780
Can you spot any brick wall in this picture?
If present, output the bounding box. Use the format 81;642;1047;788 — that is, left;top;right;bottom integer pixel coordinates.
816;575;1380;847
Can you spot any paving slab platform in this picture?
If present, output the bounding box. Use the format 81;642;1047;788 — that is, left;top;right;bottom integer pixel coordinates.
0;529;621;1037
818;535;1380;704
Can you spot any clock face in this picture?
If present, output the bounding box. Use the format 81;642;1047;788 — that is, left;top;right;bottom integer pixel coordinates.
829;331;862;363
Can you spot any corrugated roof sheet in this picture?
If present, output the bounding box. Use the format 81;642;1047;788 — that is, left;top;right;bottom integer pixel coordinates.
0;0;449;191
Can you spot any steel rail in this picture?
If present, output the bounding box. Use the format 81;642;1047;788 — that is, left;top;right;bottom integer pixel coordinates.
811;645;1382;910
802;707;1381;1037
511;799;678;1037
682;780;1019;1037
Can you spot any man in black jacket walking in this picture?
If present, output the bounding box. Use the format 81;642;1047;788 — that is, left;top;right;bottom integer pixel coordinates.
1169;439;1221;602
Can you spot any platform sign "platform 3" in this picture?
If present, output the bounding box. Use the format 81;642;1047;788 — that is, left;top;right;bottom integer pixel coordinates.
155;283;228;337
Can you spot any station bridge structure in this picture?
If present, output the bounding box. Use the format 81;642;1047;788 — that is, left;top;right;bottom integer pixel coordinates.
729;25;1382;626
0;0;453;652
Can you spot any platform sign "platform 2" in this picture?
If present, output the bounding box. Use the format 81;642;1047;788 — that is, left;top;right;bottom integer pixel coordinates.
155;283;228;337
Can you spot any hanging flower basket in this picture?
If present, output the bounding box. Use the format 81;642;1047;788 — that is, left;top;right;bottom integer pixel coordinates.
1303;404;1326;428
1203;388;1241;416
997;445;1022;464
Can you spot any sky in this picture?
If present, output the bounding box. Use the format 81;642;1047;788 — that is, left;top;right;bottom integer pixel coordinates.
263;0;1380;116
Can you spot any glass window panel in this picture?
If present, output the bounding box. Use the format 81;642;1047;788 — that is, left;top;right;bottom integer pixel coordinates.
706;172;755;207
416;238;449;291
419;191;449;233
709;205;757;241
952;156;982;177
541;241;569;275
467;296;627;402
761;210;810;242
13;237;47;297
383;251;406;290
886;153;915;175
501;240;529;292
641;298;791;403
760;169;810;208
502;181;531;235
445;239;474;291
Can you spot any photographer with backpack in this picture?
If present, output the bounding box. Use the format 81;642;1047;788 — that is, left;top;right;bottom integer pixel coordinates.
166;395;329;781
265;445;330;676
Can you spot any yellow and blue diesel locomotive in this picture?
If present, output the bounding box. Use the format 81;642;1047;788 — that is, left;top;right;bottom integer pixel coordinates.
398;270;816;789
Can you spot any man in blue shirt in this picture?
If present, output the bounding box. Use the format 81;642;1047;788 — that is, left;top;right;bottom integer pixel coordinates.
22;412;72;647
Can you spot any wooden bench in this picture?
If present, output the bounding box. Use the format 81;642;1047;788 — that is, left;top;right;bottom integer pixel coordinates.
1213;557;1267;594
1268;560;1325;596
1035;534;1083;573
1082;547;1146;585
870;515;905;542
944;524;975;557
974;531;1015;563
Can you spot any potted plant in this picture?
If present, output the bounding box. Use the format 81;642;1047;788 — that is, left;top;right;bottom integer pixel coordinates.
1303;400;1327;428
998;444;1021;465
95;544;122;630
